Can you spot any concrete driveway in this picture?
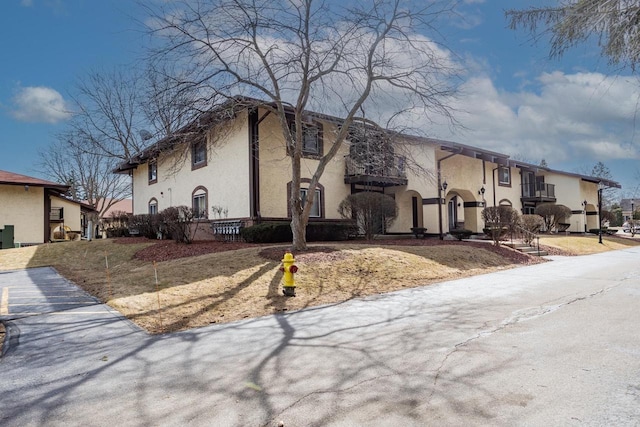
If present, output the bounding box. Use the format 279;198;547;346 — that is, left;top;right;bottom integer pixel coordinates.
1;247;639;426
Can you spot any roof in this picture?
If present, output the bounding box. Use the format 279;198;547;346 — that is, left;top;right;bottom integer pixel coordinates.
97;198;132;218
0;170;69;192
51;194;98;213
113;98;621;189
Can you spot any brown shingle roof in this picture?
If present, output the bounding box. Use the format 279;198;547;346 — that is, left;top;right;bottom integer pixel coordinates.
0;170;69;191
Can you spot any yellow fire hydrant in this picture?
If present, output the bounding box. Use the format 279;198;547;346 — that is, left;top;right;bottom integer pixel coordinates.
280;252;298;297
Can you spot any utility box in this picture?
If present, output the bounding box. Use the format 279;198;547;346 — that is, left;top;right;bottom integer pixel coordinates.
0;225;15;249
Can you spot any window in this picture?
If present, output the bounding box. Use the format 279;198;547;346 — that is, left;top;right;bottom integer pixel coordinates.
287;179;325;219
148;161;157;184
149;198;158;215
498;166;511;186
192;186;208;219
192;140;207;170
289;121;323;157
300;188;321;218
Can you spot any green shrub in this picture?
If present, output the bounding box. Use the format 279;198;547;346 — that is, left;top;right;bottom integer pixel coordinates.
129;214;162;239
241;222;292;243
307;221;356;241
241;221;356;243
338;192;397;240
449;229;472;241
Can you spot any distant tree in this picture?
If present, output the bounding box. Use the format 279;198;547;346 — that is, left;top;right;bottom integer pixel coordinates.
506;1;640;71
610;203;623;227
338;192;397;240
535;203;572;232
539;158;548;168
37;135;130;218
591;161;617;207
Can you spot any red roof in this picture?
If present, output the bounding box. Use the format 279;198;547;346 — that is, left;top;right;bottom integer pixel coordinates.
0;170;69;191
98;199;133;218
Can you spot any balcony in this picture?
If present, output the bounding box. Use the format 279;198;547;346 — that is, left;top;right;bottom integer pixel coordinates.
521;182;556;202
344;156;408;187
50;207;64;222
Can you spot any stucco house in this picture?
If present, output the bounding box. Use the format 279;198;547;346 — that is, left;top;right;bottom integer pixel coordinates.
115;101;620;239
0;170;95;246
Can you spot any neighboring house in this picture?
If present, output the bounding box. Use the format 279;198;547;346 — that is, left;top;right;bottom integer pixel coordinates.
620;198;637;222
89;198;133;237
0;170;95;245
115;101;620;239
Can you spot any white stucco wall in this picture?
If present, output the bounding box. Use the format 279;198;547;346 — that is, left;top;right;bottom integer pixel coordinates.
0;184;45;244
132;113;251;219
385;140;437;233
50;196;82;233
257;111;351;220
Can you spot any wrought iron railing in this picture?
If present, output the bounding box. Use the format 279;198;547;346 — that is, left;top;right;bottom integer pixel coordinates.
521;182;555;199
344;156;407;179
510;224;541;256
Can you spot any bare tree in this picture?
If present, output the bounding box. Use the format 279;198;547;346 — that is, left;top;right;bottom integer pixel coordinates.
506;1;640;71
37;134;131;218
67;68;147;161
146;0;460;250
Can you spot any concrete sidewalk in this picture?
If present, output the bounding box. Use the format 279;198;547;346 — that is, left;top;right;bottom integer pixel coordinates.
1;249;639;426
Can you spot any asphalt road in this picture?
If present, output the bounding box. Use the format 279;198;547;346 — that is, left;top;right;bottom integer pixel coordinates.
1;247;639;427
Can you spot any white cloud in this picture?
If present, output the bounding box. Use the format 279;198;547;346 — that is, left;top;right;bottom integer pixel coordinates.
431;71;640;166
10;86;71;124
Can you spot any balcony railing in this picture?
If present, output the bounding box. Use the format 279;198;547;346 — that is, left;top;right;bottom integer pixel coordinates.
50;207;64;221
344;156;408;187
521;182;556;200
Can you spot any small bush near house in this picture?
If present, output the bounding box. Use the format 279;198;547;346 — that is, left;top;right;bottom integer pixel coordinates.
241;222;292;243
520;214;544;245
241;221;357;243
449;229;473;241
338;192;398;240
105;210;131;238
161;206;198;244
535;203;572;232
481;205;519;246
307;221;357;241
129;214;163;239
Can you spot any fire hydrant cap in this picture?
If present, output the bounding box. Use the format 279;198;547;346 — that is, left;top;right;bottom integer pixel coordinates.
282;252;295;262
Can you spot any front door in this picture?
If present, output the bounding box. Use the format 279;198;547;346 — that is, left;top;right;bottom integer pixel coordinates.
448;197;457;230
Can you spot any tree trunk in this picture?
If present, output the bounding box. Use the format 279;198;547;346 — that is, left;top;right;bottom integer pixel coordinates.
291;210;307;251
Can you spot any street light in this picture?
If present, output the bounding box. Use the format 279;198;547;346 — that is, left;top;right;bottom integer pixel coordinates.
597;182;604;244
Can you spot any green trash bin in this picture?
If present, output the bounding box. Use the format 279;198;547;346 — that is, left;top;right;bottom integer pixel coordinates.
0;225;15;249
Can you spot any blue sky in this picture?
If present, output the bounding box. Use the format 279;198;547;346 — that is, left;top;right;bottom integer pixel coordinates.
1;0;639;197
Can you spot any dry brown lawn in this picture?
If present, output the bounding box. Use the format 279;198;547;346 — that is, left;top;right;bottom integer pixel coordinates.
539;234;640;255
0;235;635;335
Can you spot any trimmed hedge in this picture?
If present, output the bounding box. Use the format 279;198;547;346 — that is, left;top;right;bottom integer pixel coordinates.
240;221;356;243
449;228;473;241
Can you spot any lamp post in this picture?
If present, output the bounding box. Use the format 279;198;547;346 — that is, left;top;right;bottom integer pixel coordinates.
582;200;587;233
438;179;448;240
597;183;604;244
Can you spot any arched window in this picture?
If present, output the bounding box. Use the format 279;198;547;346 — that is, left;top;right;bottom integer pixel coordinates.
192;186;208;219
149;198;158;215
499;199;512;206
287;179;324;218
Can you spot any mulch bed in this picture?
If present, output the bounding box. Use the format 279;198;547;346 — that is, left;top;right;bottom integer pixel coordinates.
124;236;567;264
129;238;259;262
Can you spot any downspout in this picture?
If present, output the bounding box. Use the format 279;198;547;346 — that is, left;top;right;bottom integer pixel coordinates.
437;151;460;240
492;167;498;207
249;108;272;222
44;189;50;243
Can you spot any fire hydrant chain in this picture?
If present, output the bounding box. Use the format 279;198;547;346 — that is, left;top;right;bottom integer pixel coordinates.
280;252;298;297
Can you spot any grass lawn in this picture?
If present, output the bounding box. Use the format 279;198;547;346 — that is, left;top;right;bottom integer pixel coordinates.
0;235;637;334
